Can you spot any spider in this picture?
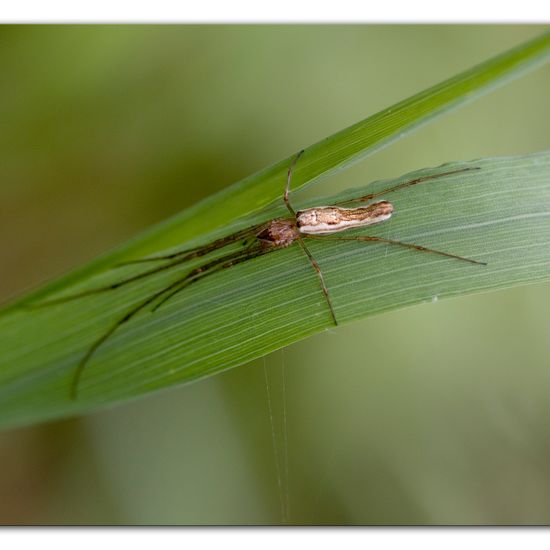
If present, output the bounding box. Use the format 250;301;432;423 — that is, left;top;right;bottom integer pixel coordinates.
34;150;485;397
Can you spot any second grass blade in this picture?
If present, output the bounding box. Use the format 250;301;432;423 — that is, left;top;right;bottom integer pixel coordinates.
12;31;550;307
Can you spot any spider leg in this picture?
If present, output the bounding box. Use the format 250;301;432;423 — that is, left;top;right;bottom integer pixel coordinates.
335;167;481;205
305;234;486;266
151;242;267;313
294;238;338;325
116;224;266;265
70;244;269;398
31;224;268;308
283;149;305;217
283;150;338;325
70;273;190;399
31;255;201;308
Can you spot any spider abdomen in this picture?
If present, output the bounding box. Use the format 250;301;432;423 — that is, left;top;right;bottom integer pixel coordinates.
296;201;394;235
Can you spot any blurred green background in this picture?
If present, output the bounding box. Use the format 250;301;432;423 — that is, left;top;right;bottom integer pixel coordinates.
1;25;550;525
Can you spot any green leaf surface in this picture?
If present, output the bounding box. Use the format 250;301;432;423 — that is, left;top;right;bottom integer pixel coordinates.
1;33;550;428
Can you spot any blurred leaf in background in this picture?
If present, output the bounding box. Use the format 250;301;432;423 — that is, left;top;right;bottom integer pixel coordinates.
1;25;550;525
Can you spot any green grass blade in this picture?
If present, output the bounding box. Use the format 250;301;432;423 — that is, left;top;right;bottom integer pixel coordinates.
9;31;550;308
2;32;550;428
2;152;550;427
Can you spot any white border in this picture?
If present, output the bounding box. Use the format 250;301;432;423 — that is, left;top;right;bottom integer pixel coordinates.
3;529;550;550
0;1;549;23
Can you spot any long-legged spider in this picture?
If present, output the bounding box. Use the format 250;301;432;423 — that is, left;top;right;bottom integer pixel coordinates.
35;150;486;397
